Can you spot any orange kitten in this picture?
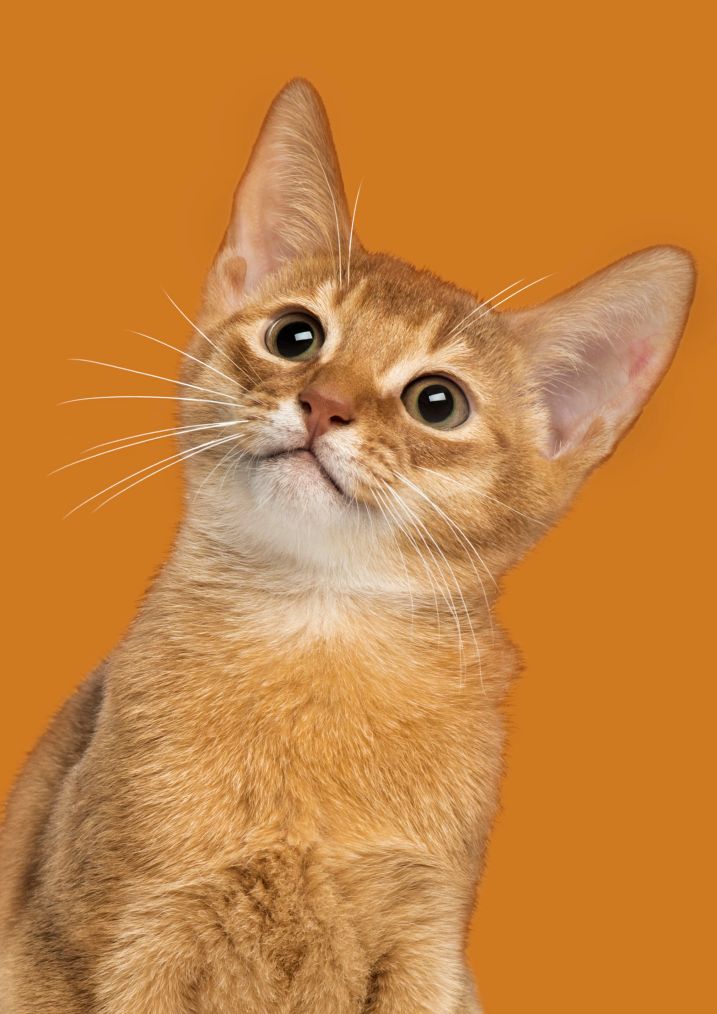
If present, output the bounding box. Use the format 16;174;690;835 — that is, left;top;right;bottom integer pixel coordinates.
0;80;695;1012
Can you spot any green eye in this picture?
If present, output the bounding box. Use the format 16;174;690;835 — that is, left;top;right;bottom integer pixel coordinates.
265;312;324;361
401;375;470;430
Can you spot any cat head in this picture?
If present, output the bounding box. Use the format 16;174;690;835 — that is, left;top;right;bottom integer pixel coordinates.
177;80;694;593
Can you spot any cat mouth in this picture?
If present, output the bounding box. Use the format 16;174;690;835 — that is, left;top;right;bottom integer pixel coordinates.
257;448;345;497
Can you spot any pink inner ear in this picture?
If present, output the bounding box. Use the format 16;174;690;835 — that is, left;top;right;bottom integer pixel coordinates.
627;336;656;381
540;323;669;457
507;245;694;459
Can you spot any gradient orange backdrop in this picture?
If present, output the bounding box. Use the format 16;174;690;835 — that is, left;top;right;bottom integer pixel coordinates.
2;2;715;1011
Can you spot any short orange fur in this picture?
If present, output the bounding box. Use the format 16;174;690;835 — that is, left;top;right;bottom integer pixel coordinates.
0;81;695;1012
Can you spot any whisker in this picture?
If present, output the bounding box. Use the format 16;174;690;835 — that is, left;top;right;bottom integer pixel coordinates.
163;291;262;386
129;329;268;411
394;470;498;590
218;445;246;496
60;395;236;408
69;358;233;400
474;273;553;319
93;433;244;515
51;421;240;475
415;466;545;526
308;144;343;287
128;329;249;394
449;274;553;343
446;278;524;338
374;485;442;637
83;421;236;453
394;470;495;646
360;487;384;586
346;180;363;290
194;441;246;501
382;482;470;682
370;487;415;635
64;432;240;518
385;482;482;690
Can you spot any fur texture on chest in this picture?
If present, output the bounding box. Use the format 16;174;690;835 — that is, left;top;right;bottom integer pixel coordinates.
103;559;515;873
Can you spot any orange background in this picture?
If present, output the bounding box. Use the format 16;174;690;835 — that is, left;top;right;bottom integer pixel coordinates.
2;2;715;1010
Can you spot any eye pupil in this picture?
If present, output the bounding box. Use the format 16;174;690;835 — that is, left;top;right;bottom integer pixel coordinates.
266;312;324;360
276;322;316;358
418;384;454;423
401;375;470;430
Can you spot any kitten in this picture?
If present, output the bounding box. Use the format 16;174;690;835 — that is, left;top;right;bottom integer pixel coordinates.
0;79;695;1013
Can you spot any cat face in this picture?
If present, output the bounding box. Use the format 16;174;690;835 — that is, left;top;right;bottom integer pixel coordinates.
176;80;694;588
179;250;550;579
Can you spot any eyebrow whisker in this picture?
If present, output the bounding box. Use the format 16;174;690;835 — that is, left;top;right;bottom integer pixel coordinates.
347;180;363;290
446;278;525;339
474;273;553;320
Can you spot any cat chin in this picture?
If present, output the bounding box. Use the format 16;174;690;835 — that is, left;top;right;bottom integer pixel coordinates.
244;450;348;518
224;454;378;568
256;448;346;499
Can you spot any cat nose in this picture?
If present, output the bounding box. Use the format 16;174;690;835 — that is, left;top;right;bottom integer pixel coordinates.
299;385;354;442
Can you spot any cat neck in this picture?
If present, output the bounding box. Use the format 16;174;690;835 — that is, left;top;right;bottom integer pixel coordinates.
125;515;504;699
164;514;495;625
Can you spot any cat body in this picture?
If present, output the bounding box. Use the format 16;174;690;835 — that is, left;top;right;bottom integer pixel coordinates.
0;81;695;1012
1;522;506;1012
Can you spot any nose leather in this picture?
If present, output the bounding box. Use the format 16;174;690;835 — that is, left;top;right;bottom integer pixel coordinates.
299;385;354;443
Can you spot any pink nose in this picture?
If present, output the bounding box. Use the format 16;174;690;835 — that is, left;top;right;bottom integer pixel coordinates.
299;385;354;442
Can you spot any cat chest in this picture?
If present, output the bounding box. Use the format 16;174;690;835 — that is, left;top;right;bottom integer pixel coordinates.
143;670;502;860
117;628;504;861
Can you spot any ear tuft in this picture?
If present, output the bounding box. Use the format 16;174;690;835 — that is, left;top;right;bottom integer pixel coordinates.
202;80;354;320
504;246;696;460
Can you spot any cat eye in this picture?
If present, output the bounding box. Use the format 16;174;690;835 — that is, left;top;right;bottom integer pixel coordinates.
265;311;324;361
401;375;470;430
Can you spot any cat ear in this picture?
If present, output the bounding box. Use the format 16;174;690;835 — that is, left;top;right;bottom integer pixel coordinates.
503;246;695;462
202;79;355;318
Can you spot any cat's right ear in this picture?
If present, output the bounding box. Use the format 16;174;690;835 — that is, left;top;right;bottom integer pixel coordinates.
201;80;355;322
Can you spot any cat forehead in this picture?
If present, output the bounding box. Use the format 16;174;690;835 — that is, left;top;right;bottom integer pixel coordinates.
261;254;499;382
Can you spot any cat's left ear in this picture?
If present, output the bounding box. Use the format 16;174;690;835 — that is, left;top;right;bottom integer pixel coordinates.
202;79;356;320
503;246;696;465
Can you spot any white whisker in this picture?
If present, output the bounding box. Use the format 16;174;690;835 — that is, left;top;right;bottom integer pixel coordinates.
51;421;239;475
218;445;246;496
382;482;470;683
83;422;235;454
64;432;240;518
370;487;415;635
309;144;343;287
347;180;363;289
394;470;498;590
385;481;482;690
446;278;524;338
69;358;232;400
474;273;553;319
60;395;236;408
93;433;243;514
194;441;246;501
394;470;495;644
163;291;261;385
374;484;442;637
416;466;544;526
128;329;249;394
